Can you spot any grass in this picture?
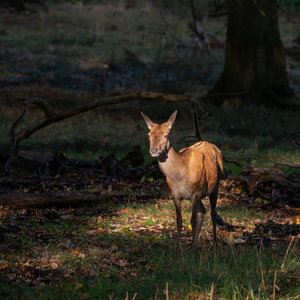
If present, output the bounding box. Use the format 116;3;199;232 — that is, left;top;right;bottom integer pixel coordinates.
0;198;299;299
0;2;299;299
1;102;299;171
0;2;192;63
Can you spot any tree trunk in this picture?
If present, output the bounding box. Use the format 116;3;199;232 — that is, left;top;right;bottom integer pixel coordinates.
209;0;294;106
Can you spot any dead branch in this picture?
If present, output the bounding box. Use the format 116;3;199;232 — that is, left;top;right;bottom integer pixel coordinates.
189;0;211;54
12;146;146;177
1;92;210;170
223;157;245;168
0;192;152;209
241;166;300;191
23;97;54;118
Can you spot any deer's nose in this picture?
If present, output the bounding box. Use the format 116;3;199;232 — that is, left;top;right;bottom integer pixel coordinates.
150;147;159;156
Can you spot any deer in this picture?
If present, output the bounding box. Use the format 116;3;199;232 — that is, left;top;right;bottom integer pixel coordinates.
141;110;223;249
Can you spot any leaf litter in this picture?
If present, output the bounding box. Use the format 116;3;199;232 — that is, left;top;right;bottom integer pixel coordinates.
0;151;299;297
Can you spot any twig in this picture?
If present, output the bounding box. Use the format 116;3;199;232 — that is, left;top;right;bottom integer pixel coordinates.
39;154;50;179
281;236;294;269
209;282;214;300
132;293;137;300
272;270;278;300
189;0;211;54
195;96;212;118
223;157;245;168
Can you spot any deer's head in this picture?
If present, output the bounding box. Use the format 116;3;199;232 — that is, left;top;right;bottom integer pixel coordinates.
141;111;177;157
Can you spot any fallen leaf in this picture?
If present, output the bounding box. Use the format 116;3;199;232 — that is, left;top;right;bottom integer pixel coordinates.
61;215;72;220
227;233;235;246
234;238;245;244
116;259;128;267
122;207;129;214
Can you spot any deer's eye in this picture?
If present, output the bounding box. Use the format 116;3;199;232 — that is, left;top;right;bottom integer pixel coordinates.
164;135;168;138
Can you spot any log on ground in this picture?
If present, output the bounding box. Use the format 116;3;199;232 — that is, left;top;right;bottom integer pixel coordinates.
0;192;151;209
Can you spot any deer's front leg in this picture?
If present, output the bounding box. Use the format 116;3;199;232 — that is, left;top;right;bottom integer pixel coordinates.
191;191;206;248
172;196;182;250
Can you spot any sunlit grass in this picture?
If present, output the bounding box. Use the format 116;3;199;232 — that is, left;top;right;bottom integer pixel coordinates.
0;190;299;299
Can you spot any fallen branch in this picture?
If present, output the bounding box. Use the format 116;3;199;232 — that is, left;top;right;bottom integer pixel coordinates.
14;151;95;173
0;192;152;209
1;92;209;169
241;166;300;191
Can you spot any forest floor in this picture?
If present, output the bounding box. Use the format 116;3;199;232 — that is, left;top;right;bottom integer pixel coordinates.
0;2;300;299
0;147;299;299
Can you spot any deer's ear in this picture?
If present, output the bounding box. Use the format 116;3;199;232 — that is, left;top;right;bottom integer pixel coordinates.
166;110;177;129
141;112;154;130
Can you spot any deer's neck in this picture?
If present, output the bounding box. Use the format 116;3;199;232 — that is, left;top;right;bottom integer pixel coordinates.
158;146;185;182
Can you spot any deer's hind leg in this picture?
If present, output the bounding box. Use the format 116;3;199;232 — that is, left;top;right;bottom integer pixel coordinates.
191;191;206;248
209;184;219;244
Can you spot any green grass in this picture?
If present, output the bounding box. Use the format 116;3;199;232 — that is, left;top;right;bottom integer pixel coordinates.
0;2;191;63
1;103;299;172
0;3;299;298
0;198;299;299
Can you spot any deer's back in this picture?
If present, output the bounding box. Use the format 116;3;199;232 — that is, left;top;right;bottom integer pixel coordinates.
178;141;223;194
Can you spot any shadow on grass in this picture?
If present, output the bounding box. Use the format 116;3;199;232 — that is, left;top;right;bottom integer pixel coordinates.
0;195;299;299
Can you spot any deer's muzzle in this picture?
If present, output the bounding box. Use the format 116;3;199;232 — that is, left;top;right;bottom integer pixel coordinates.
150;147;160;157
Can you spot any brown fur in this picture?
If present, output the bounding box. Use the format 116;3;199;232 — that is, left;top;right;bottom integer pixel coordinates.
141;111;223;249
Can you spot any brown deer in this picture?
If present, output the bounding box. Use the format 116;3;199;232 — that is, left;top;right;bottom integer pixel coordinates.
141;110;223;249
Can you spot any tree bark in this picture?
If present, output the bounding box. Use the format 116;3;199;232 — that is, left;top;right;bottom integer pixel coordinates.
209;0;295;105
